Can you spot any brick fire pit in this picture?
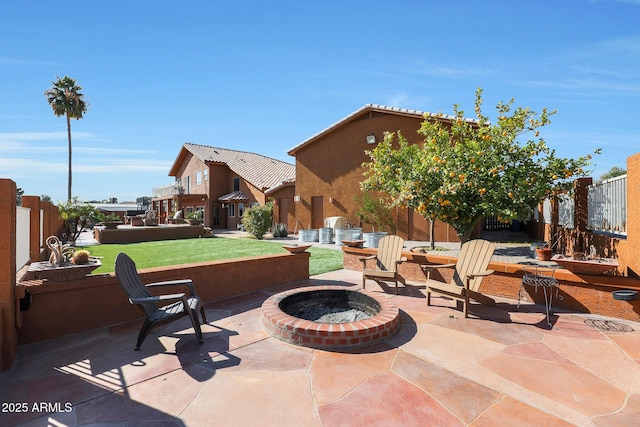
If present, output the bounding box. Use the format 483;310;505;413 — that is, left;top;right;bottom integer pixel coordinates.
261;285;400;350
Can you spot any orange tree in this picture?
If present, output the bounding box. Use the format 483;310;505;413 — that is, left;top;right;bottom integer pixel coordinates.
361;88;598;242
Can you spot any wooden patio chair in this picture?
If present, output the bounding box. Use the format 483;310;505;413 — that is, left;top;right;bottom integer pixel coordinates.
167;210;183;224
423;239;496;318
115;252;207;350
360;235;407;294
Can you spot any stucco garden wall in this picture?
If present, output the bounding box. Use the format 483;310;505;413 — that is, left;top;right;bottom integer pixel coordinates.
344;247;640;322
16;252;309;345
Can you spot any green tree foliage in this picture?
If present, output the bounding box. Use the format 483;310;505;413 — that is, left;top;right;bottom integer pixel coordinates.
16;187;24;205
45;76;88;202
243;202;274;240
354;191;396;233
600;166;626;181
361;88;598;242
57;197;102;242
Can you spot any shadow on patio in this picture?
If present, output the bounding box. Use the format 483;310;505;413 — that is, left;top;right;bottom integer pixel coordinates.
2;269;640;426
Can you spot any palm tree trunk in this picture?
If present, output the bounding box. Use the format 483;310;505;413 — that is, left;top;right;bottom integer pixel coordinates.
66;112;72;201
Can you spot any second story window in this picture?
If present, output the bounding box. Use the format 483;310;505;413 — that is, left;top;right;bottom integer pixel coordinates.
233;177;240;192
196;171;202;185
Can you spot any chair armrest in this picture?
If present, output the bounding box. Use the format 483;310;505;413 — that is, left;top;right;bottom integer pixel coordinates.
468;270;494;279
420;263;455;281
464;270;495;289
360;255;376;268
146;279;196;296
420;263;456;271
129;293;185;305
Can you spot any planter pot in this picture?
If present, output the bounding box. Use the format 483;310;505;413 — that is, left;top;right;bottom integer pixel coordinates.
335;228;363;245
341;240;365;248
535;248;552;261
319;227;333;244
363;232;388;248
25;259;102;282
551;254;619;275
298;229;319;243
282;244;311;254
101;221;122;230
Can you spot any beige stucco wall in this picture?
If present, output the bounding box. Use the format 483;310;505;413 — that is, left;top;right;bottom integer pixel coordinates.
292;111;458;241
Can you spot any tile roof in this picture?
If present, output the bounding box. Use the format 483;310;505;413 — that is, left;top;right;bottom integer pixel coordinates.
288;103;480;155
182;143;295;191
218;191;250;202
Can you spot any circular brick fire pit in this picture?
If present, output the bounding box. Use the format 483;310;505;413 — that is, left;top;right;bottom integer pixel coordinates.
261;285;400;350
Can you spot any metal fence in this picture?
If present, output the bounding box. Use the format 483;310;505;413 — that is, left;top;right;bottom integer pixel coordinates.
484;215;510;230
587;174;627;236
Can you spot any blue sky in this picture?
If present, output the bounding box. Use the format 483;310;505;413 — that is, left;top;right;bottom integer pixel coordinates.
1;0;639;203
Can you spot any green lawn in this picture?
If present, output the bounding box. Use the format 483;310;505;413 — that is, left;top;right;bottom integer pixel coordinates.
80;237;344;277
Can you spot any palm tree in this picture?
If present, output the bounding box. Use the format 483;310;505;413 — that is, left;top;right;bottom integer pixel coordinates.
45;76;88;201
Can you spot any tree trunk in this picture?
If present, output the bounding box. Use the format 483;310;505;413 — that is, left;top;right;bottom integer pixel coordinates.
66;112;72;202
429;218;435;249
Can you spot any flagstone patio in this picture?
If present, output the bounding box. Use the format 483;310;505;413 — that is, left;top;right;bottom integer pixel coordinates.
1;269;639;426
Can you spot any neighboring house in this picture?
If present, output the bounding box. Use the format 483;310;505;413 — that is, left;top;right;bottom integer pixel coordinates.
287;104;468;242
152;143;295;229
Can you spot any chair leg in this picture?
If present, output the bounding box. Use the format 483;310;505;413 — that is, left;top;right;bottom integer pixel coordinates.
200;306;208;324
394;277;398;295
362;276;366;290
463;295;469;318
187;308;204;343
426;289;431;306
135;318;154;351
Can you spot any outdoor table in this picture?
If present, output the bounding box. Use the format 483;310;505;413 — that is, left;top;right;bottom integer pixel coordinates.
518;265;562;328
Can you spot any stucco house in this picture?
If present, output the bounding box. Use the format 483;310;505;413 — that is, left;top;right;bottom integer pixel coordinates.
287;104;468;242
152;143;295;229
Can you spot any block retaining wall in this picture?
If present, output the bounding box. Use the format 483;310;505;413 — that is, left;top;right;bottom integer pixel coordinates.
16;252;309;344
344;247;640;322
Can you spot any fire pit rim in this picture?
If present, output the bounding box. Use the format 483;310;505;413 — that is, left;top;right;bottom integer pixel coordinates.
261;284;400;349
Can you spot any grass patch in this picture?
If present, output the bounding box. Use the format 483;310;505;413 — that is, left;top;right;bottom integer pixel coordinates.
80;237;344;276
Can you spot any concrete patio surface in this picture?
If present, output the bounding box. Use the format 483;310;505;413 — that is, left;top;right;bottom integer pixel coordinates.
2;268;639;426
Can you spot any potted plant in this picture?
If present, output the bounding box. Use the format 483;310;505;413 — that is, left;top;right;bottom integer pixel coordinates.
185;210;203;225
355;192;395;248
98;212;123;229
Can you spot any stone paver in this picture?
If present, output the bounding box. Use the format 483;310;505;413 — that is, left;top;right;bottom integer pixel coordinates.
2;268;640;426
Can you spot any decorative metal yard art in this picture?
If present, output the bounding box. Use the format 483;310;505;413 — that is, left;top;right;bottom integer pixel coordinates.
23;235;102;282
46;235;76;266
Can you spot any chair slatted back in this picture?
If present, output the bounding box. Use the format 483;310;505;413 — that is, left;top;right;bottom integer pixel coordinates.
451;239;495;291
375;235;405;272
115;252;158;318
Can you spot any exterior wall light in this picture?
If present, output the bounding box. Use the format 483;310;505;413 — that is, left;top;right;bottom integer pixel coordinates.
366;134;376;144
293;195;301;202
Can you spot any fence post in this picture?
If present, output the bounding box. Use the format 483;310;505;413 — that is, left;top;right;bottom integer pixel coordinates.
0;179;18;372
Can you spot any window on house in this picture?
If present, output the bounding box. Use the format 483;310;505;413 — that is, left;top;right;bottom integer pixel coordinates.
229;203;235;217
184;176;190;194
238;203;245;217
196;171;202;185
203;169;208;181
233;177;240;192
